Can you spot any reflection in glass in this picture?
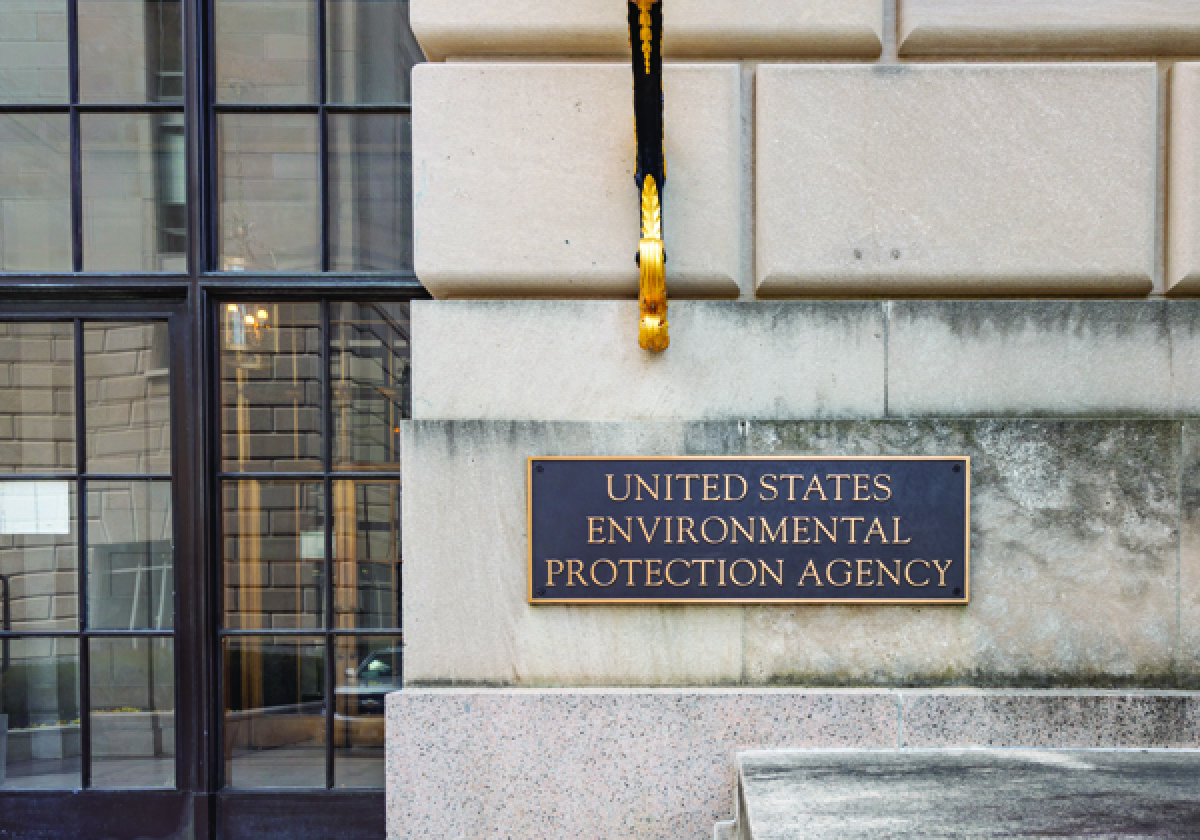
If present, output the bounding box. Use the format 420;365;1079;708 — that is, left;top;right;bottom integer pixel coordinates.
334;482;399;631
331;303;409;469
0;481;78;632
222;481;325;630
82;115;187;272
89;637;174;789
327;0;422;104
220;303;322;472
85;323;173;473
0;0;68;103
78;0;184;102
219;114;319;271
0;637;81;789
215;0;317;104
0;115;71;271
329;114;412;271
334;636;400;789
223;636;325;789
0;322;75;474
87;481;173;631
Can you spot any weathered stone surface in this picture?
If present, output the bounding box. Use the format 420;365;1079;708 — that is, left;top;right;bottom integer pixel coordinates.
410;0;883;62
756;64;1157;296
900;691;1200;747
412;63;743;298
385;689;898;840
411;300;886;421
1182;422;1200;674
888;301;1200;416
735;749;1200;839
1170;63;1200;294
403;419;1182;686
901;0;1200;55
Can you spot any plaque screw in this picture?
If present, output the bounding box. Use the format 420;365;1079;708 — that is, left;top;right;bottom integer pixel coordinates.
952;464;961;473
953;588;962;596
536;465;545;473
536;588;546;596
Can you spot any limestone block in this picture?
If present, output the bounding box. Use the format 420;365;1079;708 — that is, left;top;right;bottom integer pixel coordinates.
412;63;743;298
410;0;883;62
385;689;897;840
901;0;1200;55
1169;63;1200;295
756;64;1157;296
888;301;1200;416
411;300;885;421
1182;422;1200;674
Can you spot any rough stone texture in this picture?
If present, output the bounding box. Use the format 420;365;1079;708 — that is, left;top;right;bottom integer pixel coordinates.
410;0;883;62
1170;63;1200;294
1183;422;1200;674
756;64;1157;296
900;691;1200;747
411;300;886;421
403;419;1183;686
385;689;898;840
901;0;1200;55
888;301;1200;416
734;749;1200;839
412;63;743;299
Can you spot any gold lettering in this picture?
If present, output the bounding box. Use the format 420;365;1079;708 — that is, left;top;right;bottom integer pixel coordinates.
892;517;912;545
759;474;779;501
608;516;633;544
701;516;729;544
636;516;661;544
702;474;720;501
545;559;563;587
905;559;930;587
587;517;605;544
663;516;673;545
781;474;805;501
725;474;748;501
731;517;755;544
874;474;892;501
665;558;690;586
693;558;714;586
729;559;756;586
678;516;698;544
718;558;727;587
843;516;865;544
804;475;827;501
814;517;837;544
877;559;901;587
759;559;784;587
856;558;874;587
932;559;953;587
827;474;851;501
792;516;811;544
645;558;663;586
566;559;587;587
634;474;659;501
591;558;619;587
827;559;852;586
606;474;631;502
619;558;642;586
864;517;889;544
678;474;700;501
853;474;871;502
797;559;823;587
759;517;789;544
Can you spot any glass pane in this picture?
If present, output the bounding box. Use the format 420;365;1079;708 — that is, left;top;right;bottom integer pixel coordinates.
223;636;325;788
215;0;317;104
0;481;78;632
222;481;325;630
79;0;184;102
219;114;319;271
0;322;75;473
329;114;412;271
87;481;173;631
327;0;422;104
85;322;173;473
221;303;322;472
82;114;188;272
0;637;81;789
334;635;400;789
331;303;409;470
334;481;399;630
0;114;71;271
0;0;68;103
89;637;174;789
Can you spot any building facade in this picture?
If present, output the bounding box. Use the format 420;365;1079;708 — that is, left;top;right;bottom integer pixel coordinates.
2;1;1200;839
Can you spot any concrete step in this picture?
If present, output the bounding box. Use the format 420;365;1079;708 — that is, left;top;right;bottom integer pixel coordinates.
727;749;1200;839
